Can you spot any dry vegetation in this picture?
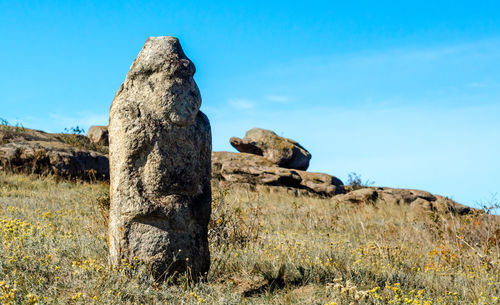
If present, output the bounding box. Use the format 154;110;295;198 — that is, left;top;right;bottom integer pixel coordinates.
0;172;498;304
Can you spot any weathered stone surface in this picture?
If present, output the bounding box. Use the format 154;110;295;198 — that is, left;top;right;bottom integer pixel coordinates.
334;186;472;214
230;128;312;170
433;195;472;215
212;151;343;196
86;126;109;145
108;36;211;281
334;188;379;204
0;126;109;179
376;187;436;205
297;171;344;196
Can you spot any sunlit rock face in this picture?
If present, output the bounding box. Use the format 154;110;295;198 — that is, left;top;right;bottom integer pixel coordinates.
230;128;312;171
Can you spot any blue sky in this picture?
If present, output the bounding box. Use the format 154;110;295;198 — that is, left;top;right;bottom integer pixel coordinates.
1;1;499;208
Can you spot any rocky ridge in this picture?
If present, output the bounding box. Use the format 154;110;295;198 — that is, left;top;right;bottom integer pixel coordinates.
212;151;343;196
335;186;472;215
0;126;108;180
0;124;473;214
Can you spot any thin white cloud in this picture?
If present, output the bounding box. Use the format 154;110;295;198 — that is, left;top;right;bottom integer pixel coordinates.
49;112;108;131
266;38;500;75
265;95;291;103
228;98;256;109
467;82;490;89
466;81;500;89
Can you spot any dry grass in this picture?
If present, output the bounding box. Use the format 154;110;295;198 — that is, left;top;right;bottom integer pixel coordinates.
0;172;498;304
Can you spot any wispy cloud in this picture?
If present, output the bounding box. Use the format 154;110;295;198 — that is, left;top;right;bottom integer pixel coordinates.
265;95;291;103
267;38;500;75
466;81;500;89
49;112;108;130
228;98;256;109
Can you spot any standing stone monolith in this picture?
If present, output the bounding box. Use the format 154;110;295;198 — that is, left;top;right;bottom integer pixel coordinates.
108;36;211;281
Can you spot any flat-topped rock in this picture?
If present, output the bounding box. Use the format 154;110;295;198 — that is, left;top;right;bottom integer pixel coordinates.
230;128;312;170
212;151;343;196
333;186;472;214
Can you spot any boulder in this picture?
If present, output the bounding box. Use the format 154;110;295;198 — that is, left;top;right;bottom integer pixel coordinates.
334;188;379;204
0;126;108;179
334;186;473;214
230;128;312;170
376;187;436;204
86;125;108;145
297;171;344;196
108;36;211;282
212;151;343;196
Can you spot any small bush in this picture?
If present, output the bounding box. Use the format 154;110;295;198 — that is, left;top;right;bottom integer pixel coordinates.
0;118;25;132
347;172;374;190
63;126;85;135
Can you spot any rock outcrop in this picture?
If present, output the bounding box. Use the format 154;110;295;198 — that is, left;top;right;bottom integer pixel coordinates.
335;187;379;204
86;126;108;145
230;128;312;170
334;186;471;214
0;126;108;179
212;151;343;196
0;126;473;215
108;36;211;281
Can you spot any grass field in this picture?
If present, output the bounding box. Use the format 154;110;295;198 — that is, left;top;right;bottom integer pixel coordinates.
0;172;498;304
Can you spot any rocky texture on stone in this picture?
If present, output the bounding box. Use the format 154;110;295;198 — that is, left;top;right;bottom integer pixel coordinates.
86;126;109;146
336;188;379;204
108;36;211;282
334;186;472;214
230;128;312;170
0;126;109;179
212;151;343;196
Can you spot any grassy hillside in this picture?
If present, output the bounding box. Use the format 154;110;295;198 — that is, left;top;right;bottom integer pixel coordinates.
0;172;498;304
